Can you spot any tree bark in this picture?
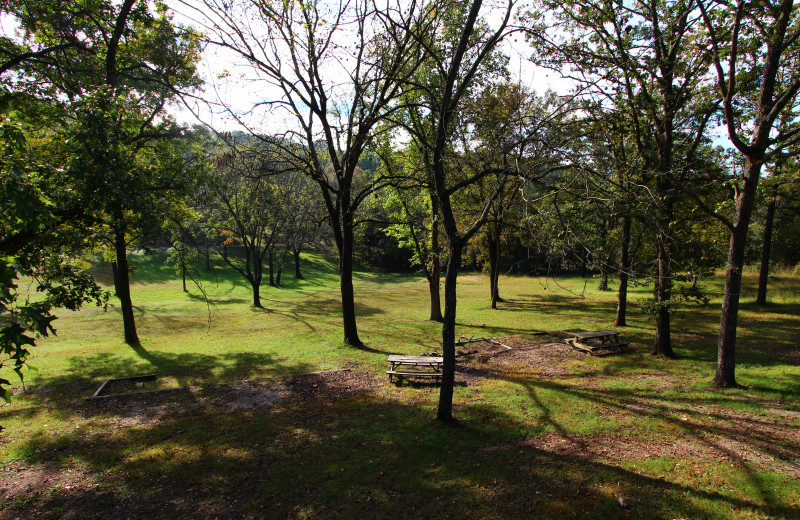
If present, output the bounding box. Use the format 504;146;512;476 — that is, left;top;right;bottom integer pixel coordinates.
268;250;275;286
252;280;262;307
293;249;304;279
580;247;588;278
113;222;139;345
615;216;631;327
652;229;676;358
756;186;778;305
598;219;609;291
276;249;287;286
181;261;187;292
487;228;502;308
715;226;748;387
428;194;444;322
111;261;120;296
437;240;462;422
340;215;362;347
598;268;608;291
714;159;763;387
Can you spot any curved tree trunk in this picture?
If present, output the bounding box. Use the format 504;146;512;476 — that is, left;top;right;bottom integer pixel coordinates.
615;216;631;327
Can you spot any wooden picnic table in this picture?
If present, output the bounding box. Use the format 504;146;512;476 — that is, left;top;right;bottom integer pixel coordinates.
566;330;629;355
386;355;443;383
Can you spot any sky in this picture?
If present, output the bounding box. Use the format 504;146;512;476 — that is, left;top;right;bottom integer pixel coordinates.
167;0;575;133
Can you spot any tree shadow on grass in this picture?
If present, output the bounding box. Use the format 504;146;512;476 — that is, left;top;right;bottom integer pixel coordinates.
496;374;800;508
2;374;796;520
6;344;315;410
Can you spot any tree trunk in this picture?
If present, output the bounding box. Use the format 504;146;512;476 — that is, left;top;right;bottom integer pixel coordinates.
113;224;139;345
340;217;362;347
488;232;498;309
615;216;631;327
714;159;762;387
652;231;676;358
428;194;444;322
756;186;778;305
268;250;275;286
598;220;609;291
714;226;749;387
111;262;120;296
252;249;263;307
487;229;502;308
252;280;262;307
580;248;587;278
293;248;304;279
598;268;608;291
182;261;187;292
276;249;287;286
437;240;462;422
205;246;212;271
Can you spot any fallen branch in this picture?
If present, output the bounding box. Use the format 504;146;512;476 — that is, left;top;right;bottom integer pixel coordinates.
486;339;513;350
457;335;490;346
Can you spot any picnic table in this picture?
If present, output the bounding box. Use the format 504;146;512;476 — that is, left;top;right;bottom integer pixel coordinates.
386;355;443;384
566;330;629;355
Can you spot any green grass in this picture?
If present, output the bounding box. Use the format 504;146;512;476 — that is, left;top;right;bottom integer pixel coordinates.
1;251;799;519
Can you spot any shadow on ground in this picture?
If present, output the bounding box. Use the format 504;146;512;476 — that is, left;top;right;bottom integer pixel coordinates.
1;368;798;520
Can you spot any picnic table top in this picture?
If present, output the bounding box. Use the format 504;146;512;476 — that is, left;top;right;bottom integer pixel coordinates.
387;355;443;364
573;330;620;339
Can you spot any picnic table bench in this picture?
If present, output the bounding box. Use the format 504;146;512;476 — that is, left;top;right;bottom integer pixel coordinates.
386;355;443;383
566;330;629;355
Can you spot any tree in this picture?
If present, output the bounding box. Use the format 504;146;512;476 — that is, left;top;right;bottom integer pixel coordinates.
421;0;514;421
381;180;446;321
0;99;107;421
756;156;798;304
202;145;295;308
530;0;719;357
461;85;575;308
183;0;431;347
3;0;202;345
695;0;800;387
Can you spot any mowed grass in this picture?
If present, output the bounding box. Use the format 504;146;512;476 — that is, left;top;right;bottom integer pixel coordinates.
1;251;799;519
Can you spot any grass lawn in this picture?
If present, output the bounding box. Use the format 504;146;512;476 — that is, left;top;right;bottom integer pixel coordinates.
1;251;798;519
